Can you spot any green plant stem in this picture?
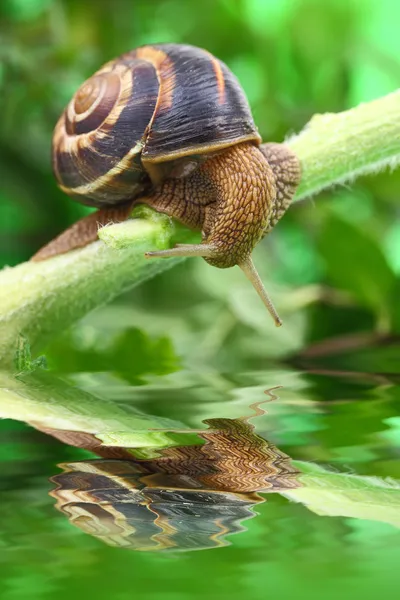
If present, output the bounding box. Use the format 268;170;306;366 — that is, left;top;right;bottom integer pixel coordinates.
0;211;194;365
1;90;400;364
291;90;400;200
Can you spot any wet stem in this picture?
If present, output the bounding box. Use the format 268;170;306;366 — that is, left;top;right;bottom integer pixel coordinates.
1;89;400;365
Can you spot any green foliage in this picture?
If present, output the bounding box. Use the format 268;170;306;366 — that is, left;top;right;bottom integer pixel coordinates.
1;3;400;597
14;334;47;373
318;212;397;327
47;326;180;384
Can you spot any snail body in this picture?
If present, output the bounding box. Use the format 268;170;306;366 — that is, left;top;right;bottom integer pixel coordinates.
34;44;301;325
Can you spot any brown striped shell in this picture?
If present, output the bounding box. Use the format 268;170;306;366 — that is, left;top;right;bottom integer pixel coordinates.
49;416;301;552
50;460;264;552
52;44;261;207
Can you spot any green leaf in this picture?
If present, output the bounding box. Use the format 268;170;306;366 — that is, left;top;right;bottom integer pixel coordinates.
290;461;400;528
318;211;396;322
47;327;180;384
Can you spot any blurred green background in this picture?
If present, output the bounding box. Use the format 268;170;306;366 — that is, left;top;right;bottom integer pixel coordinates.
1;0;400;357
1;3;400;597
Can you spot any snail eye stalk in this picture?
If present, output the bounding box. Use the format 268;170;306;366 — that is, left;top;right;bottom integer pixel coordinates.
239;257;282;327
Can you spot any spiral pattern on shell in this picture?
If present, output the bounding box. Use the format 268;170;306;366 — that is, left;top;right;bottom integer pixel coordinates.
52;44;261;207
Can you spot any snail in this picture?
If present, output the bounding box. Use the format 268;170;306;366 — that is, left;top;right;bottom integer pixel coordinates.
32;44;301;326
50;414;300;552
51;459;265;552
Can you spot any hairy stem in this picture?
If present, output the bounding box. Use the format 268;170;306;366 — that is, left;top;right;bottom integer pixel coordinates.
1;90;400;364
291;89;400;200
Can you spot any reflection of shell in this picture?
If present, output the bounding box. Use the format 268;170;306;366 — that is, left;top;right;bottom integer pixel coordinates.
45;416;301;492
51;460;264;552
50;415;301;552
139;417;301;493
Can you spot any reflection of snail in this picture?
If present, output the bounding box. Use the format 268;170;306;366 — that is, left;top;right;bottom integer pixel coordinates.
51;460;264;552
50;413;301;552
33;43;301;325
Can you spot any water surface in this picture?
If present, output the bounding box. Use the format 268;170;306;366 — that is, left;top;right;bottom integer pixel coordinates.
1;337;400;599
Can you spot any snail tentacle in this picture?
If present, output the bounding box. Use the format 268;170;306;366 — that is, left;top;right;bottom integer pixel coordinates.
145;244;215;259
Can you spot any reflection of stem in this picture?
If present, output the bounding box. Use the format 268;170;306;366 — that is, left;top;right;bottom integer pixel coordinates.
1;91;400;363
235;386;282;423
289;462;400;529
0;370;201;456
1;369;399;528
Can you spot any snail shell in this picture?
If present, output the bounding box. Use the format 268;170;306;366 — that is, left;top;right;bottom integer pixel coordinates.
53;44;261;206
50;417;301;552
51;460;263;552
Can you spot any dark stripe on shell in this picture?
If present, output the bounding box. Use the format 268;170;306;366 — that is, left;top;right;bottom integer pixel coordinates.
53;60;159;205
70;73;121;135
140;44;260;161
